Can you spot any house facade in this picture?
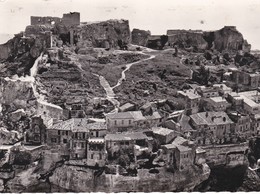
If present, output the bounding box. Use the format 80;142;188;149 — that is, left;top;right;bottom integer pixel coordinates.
178;90;201;114
190;111;234;145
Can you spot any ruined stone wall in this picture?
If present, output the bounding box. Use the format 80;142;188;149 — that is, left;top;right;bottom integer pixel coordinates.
62;12;80;28
31;16;62;26
131;28;151;46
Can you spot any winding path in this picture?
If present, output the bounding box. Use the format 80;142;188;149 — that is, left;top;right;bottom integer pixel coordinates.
94;51;155;113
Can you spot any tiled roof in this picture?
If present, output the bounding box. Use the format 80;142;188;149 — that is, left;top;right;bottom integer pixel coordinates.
178;90;200;100
209;96;228;103
172;136;188;146
50;118;106;132
190;111;234;126
174;144;192;152
106;111;146;121
105;132;148;141
119;103;135;111
152;127;174;136
145;111;162;120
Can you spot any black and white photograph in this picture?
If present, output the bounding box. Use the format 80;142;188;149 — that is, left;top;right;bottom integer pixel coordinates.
0;0;260;192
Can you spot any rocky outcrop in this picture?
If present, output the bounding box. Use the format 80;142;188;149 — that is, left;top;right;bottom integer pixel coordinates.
0;32;49;76
131;28;151;47
147;26;251;52
203;26;251;52
75;19;130;49
49;164;210;192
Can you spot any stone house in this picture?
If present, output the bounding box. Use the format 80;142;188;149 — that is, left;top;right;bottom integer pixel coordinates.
106;111;146;132
228;112;252;141
190;111;234;145
252;114;260;135
232;70;260;88
87;138;106;167
161;136;196;171
151;127;176;145
105;132;150;160
177;90;201;114
196;86;219;98
205;96;230;111
227;92;244;110
119;102;136;112
213;84;232;95
26;116;46;145
47;118;107;159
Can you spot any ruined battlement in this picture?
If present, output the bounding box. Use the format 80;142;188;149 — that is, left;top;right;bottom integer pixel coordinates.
31;12;80;28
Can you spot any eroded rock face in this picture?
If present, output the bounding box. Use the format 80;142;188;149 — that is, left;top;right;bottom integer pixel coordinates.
131;28;151;46
75;19;130;49
203;26;251;52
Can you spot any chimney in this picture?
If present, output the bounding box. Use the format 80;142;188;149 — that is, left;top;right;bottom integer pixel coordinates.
211;116;215;122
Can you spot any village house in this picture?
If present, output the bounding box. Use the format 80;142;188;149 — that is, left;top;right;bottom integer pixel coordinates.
105;132;151;161
190;111;234;145
239;90;260;115
165;113;195;140
106;111;161;132
213;84;233;95
87;138;106;167
161;136;196;171
195;147;207;165
205;96;230;112
26;116;46;145
119;102;136;112
228;112;252;141
196;86;220;98
151;127;176;145
232;69;260;88
227;92;244;110
252;114;260;135
177;89;201;114
47;118;107;159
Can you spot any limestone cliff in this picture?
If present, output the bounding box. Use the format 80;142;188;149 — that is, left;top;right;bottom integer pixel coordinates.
49;164;210;192
203;26;251;52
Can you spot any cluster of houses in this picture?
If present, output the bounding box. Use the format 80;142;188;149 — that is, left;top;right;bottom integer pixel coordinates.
20;104;208;172
19;79;260;172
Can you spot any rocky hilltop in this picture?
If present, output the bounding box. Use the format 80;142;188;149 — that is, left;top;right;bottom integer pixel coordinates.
135;26;251;52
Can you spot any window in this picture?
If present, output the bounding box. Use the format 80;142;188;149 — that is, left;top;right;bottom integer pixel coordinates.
115;120;117;126
81;142;85;148
129;120;132;125
99;153;102;160
75;133;78;139
62;131;65;135
122;120;124;125
58;130;60;135
74;142;77;148
66;131;68;136
125;142;129;145
120;142;124;145
51;138;57;143
63;139;67;143
83;133;85;139
91;153;94;159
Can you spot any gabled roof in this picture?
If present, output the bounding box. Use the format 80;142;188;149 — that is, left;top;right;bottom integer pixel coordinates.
190;111;234;126
105;132;148;141
50;118;106;132
152;127;174;136
145;111;162;120
106;111;146;121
